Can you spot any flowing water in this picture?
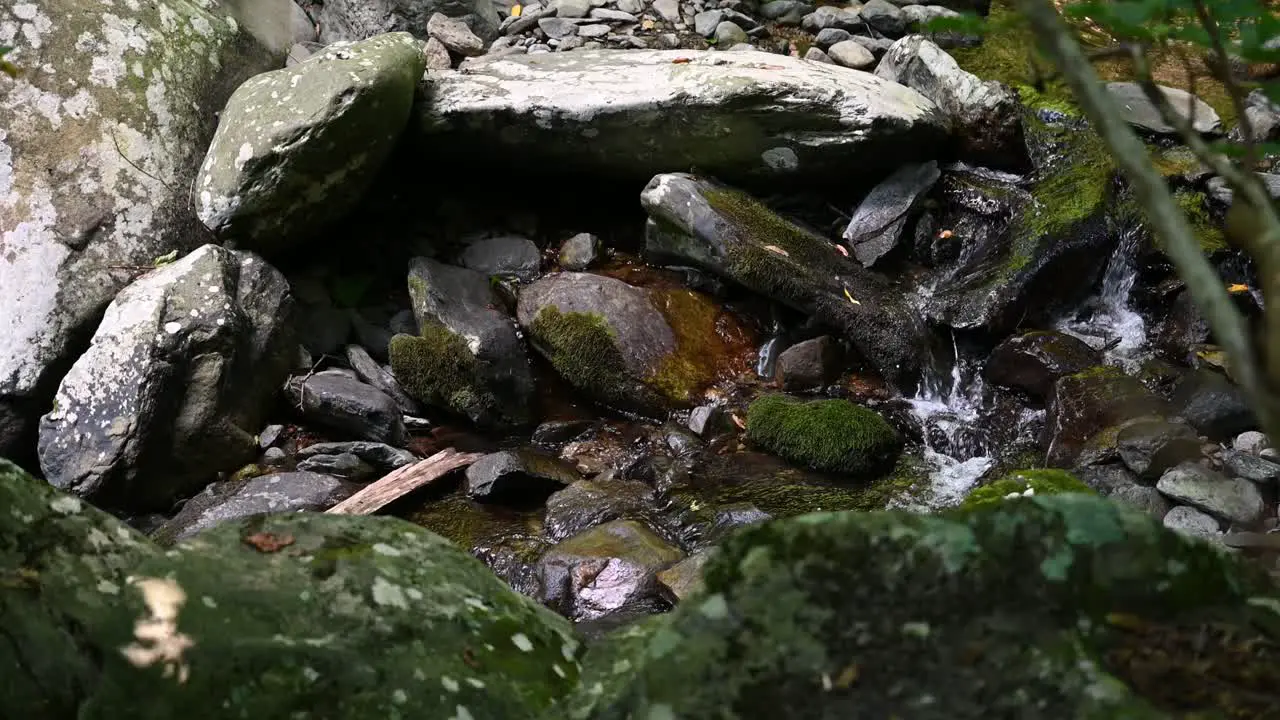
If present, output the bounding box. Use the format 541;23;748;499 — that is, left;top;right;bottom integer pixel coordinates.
1055;223;1149;370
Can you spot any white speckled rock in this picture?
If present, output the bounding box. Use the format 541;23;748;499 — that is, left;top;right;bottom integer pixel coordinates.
196;32;425;254
0;0;278;464
38;245;296;512
415;49;948;184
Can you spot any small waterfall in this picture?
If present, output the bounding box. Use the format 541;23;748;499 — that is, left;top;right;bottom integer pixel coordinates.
1055;223;1148;370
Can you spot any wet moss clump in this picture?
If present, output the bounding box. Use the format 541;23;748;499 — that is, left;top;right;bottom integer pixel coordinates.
746;395;903;476
960;468;1096;511
1022;123;1114;240
389;324;498;422
529;306;651;410
1173;189;1228;254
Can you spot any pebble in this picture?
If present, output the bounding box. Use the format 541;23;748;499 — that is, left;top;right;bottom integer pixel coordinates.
804;46;834;64
827;39;876;69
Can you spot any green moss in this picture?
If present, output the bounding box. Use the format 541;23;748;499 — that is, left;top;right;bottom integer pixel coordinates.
960;469;1097;511
950;1;1079;115
745;395;903;475
389;324;498;420
529;306;638;407
1172;189;1228;253
648;288;746;405
1022;124;1114;240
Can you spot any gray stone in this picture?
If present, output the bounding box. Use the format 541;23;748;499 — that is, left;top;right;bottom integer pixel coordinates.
714;21;749;45
827;39;876;70
1172;369;1256;440
1105;82;1222;135
457;235;542;281
153;471;355;543
687;405;728;437
465;450;581;503
1115;419;1203;481
0;0;279;465
814;28;852;47
1206;172;1280;206
283;372;408;446
296;440;418;471
1235;430;1271;455
197;33;425;255
859;0;906;36
801;6;863;32
843;160;940;265
38;246;295;512
1157;462;1266;526
804;47;835;64
1242;89;1280;141
539;16;581;38
296;452;378;481
578;23;612;38
760;0;815;24
258;425;285;449
902;4;962;26
317;0;502;43
777;336;842;390
1108;484;1173;521
1162;504;1224;541
983;331;1100;400
262;447;289;466
617;0;645;13
427;12;486;55
559;232;602;270
537;519;684;621
653;0;682;22
850;34;895;57
876;35;1027;170
344;344;422;416
417;49;945;185
544;477;662;541
591;8;639;21
656;547;716;602
721;9;761;30
1220;448;1280;484
532;419;594;445
424;36;454;70
694;10;725;36
554;0;593;17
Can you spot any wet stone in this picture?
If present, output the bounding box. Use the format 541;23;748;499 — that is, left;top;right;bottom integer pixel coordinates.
295;452;378;482
284;371;407;446
1157;462;1266;527
296;440;418;472
533;420;594;446
536;519;684;621
657;547;716;602
466;450;581;504
1219;448;1280;484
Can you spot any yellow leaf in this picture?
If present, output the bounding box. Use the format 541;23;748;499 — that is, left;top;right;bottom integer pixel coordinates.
762;244;789;257
1228;283;1250;293
511;4;522;16
843;287;860;305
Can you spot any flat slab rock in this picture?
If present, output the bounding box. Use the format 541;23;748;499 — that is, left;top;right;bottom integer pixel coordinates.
416;49;948;184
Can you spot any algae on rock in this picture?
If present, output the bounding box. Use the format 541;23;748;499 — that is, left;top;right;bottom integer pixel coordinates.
959;468;1096;511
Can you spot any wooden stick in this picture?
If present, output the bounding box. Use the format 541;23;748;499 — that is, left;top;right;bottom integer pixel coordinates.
325;448;482;516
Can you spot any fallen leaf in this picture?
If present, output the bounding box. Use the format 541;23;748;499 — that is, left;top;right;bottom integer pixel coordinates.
731;413;746;429
834;244;849;257
641;19;656;30
672;57;692;64
762;244;790;257
843;287;861;305
938;229;954;239
1228;283;1250;293
243;532;295;553
834;663;860;689
510;3;522;16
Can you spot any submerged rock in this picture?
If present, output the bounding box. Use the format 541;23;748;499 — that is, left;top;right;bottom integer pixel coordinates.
983;330;1100;400
1043;366;1169;467
746;395;902;475
559;495;1277;718
843;161;942;267
416;49;947;186
537;519;684;622
38;246;295;512
544;477;663;542
642;174;929;390
391;257;535;428
0;0;277;465
197;33;425;254
0;459;580;719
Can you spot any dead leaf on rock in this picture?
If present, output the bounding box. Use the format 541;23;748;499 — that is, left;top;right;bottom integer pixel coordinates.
243;532;295;553
762;244;789;257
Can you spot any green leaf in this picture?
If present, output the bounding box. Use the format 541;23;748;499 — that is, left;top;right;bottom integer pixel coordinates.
152;249;179;267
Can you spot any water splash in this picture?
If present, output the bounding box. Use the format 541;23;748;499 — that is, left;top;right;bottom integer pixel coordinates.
1055;223;1148;371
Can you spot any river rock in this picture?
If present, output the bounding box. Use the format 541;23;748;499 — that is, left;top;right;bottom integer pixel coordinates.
427;12;486;56
1219;448;1280;484
1162;504;1224;541
0;460;580;718
1235;430;1271;455
860;0;907;36
1108;483;1174;520
776;336;842;390
1242;88;1280;141
283;371;407;446
465;450;581;504
533;420;594;446
456;235;542;281
559;232;602;271
196;33;425;255
875;35;1027;170
390;257;535;428
1157;462;1266;527
295;452;377;481
747;395;902;474
1043;366;1169;467
1205;172;1280;206
517;272;743;414
416;49;947;186
296;441;418;471
1172;369;1256;440
0;0;278;466
544;477;663;541
344;344;422;415
801;6;863;32
537;519;684;622
316;0;503;43
902;4;963;26
804;47;835;65
695;10;725;36
761;0;814;23
642;173;928;390
37;246;294;512
1105;82;1222;135
562;495;1276;717
152;471;356;543
843;161;941;266
1115;419;1202;481
656;547;715;602
983;331;1100;399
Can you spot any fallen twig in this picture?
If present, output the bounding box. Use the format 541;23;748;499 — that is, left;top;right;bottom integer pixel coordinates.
325;448;482;516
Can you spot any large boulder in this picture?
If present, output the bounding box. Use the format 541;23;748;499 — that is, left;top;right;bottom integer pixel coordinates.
1043;366;1169;467
642;173;929;390
315;0;503;44
0;458;581;719
38;245;295;512
196;33;425;255
390;257;535;428
517;272;750;415
875;35;1027;170
0;0;278;465
416;49;948;187
557;494;1278;718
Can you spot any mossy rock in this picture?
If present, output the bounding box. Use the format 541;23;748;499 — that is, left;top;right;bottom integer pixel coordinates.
555;494;1280;719
960;468;1096;511
0;459;579;718
745;395;903;475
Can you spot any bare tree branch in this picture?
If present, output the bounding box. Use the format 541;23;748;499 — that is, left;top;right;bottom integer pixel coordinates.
1014;0;1280;440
